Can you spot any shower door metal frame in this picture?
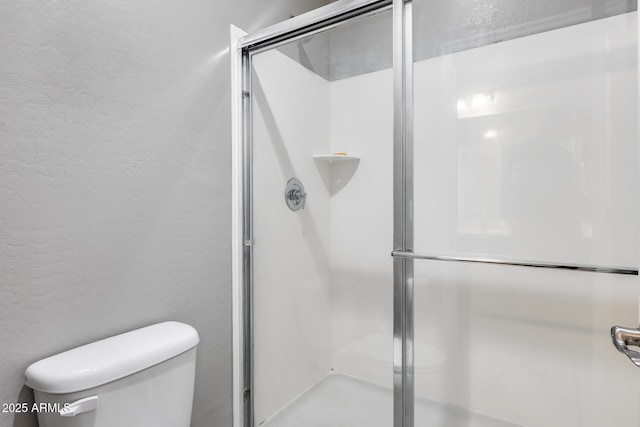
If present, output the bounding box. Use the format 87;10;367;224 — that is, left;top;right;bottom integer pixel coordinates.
392;1;413;426
233;0;414;426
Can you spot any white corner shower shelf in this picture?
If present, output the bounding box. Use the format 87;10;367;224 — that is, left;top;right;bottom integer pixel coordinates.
312;154;360;163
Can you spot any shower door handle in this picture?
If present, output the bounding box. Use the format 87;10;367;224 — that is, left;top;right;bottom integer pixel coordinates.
611;325;640;367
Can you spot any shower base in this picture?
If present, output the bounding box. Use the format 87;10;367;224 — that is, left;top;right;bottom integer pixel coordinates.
261;372;519;427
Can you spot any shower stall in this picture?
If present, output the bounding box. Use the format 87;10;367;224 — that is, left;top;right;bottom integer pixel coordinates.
232;1;640;426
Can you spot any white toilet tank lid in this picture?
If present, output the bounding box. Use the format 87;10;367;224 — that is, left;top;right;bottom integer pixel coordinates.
25;321;199;394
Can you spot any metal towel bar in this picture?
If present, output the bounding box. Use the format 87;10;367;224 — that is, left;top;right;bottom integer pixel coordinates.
391;251;638;275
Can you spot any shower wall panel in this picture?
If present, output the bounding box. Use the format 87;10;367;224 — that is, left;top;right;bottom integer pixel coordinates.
252;49;333;424
329;68;394;387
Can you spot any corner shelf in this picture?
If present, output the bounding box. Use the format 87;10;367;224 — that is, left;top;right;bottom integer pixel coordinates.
312;154;360;163
312;154;360;195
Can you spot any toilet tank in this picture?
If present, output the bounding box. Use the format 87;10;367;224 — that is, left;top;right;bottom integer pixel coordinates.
24;321;199;427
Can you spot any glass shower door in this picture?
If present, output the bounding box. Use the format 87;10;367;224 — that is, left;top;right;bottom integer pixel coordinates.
410;2;639;426
248;7;395;427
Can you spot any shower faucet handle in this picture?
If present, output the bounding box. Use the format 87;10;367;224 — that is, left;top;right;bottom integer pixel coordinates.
287;188;306;205
284;178;306;211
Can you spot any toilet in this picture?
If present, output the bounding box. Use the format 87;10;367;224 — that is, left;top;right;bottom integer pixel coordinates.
24;321;199;427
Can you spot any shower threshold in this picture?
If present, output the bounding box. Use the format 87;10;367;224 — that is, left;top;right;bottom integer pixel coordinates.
260;372;519;427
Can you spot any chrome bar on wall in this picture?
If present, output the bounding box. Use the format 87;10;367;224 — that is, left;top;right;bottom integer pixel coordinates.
391;251;639;275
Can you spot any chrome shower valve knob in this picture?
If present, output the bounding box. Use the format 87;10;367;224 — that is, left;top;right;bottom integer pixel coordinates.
285;178;307;211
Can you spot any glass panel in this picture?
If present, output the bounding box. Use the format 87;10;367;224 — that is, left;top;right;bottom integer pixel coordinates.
414;0;637;62
412;1;639;426
414;261;638;426
413;2;638;267
250;10;394;427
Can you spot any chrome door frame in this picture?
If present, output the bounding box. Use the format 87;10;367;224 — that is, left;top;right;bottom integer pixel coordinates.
392;1;413;426
234;0;414;426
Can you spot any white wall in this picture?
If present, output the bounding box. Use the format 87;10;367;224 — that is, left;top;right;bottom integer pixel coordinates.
328;11;639;427
0;1;328;426
329;69;394;386
251;50;333;424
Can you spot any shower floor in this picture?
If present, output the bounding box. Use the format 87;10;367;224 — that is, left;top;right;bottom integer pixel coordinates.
261;372;519;427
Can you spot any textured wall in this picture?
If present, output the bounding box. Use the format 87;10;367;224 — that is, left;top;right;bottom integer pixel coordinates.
0;1;328;426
